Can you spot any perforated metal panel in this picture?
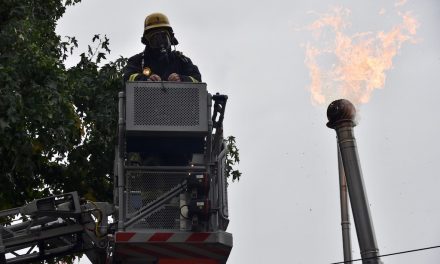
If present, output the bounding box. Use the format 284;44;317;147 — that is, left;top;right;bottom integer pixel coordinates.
134;87;199;126
132;206;181;229
126;82;208;135
126;171;186;230
126;171;185;213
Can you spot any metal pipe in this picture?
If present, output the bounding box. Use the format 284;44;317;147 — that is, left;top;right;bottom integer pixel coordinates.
124;165;207;172
206;93;213;163
217;145;229;222
0;208;20;218
117;91;126;231
338;145;352;263
327;99;382;264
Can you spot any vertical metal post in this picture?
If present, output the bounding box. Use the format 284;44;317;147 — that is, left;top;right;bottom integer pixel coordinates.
113;148;118;218
207;93;215;231
207;93;213;163
327;99;382;264
117;91;126;231
0;227;6;264
338;145;352;263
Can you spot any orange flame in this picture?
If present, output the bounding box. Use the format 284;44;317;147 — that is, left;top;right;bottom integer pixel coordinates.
304;7;419;105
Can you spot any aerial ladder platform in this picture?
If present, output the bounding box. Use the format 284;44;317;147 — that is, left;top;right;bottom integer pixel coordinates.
0;82;233;264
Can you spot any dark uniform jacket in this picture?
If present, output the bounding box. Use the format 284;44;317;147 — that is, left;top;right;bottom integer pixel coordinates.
123;49;201;83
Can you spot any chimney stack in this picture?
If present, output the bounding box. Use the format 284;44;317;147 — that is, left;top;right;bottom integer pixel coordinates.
327;99;382;264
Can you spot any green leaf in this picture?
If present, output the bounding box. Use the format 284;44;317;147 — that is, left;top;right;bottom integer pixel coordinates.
225;135;242;181
96;52;106;63
87;45;93;56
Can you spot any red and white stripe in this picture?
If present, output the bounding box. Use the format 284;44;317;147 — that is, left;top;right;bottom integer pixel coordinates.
115;231;231;244
114;231;232;263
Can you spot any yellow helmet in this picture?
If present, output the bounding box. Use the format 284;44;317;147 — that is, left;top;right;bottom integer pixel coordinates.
144;13;172;32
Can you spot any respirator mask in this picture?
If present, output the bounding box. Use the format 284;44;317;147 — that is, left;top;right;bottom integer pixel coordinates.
144;29;172;51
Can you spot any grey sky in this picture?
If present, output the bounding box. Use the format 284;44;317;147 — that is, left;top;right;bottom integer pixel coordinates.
57;0;440;263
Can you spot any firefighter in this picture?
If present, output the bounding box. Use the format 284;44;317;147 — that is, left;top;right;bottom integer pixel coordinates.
124;13;201;83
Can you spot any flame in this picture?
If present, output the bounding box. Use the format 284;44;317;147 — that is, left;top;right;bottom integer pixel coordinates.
304;7;419;105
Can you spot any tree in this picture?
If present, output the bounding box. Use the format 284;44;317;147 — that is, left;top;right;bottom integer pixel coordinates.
0;0;125;210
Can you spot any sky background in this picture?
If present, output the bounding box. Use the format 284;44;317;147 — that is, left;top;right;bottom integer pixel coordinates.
56;0;440;263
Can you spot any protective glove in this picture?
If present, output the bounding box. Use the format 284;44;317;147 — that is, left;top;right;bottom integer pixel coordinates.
148;74;162;81
168;73;181;82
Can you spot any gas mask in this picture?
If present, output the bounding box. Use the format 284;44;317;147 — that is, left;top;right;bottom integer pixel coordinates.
144;29;172;51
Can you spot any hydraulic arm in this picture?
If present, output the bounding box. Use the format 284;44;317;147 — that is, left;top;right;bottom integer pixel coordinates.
0;192;113;264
